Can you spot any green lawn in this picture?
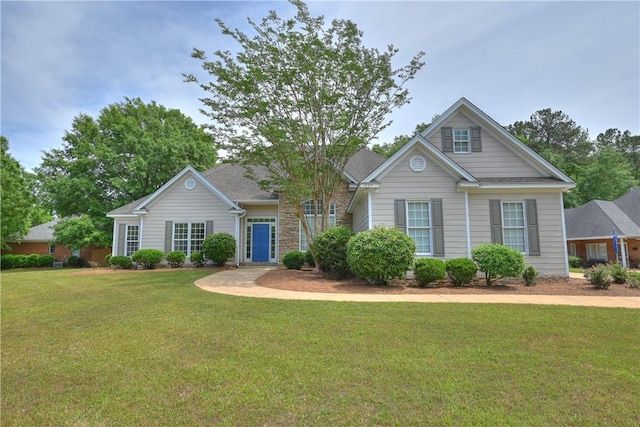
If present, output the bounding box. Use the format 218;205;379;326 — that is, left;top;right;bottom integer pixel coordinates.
2;269;639;426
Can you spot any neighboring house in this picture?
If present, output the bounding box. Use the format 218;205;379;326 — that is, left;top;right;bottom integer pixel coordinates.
107;98;575;275
3;219;112;266
565;188;640;268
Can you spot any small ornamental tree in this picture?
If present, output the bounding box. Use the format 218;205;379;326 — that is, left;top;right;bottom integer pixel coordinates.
346;226;416;285
312;225;355;278
202;233;236;266
472;243;525;286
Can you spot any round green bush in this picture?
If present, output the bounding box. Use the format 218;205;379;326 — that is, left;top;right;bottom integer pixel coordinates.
283;251;306;270
445;258;477;286
131;249;164;269
66;255;83;267
11;254;29;268
312;226;355;278
108;255;133;269
568;255;582;268
190;251;205;267
472;243;525;286
346;226;416;285
304;250;315;268
1;254;15;270
26;253;40;267
37;254;55;267
202;233;236;266
608;263;627;284
166;251;186;268
414;258;446;288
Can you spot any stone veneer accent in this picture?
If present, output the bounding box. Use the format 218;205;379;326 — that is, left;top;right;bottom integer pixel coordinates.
277;180;354;262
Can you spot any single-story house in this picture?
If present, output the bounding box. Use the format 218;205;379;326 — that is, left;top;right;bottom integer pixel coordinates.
565;188;640;268
3;219;112;266
107;98;575;276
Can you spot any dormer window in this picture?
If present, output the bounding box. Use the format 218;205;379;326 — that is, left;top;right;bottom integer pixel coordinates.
453;129;470;153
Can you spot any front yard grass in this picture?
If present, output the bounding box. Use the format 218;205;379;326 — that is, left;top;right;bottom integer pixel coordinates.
2;269;638;426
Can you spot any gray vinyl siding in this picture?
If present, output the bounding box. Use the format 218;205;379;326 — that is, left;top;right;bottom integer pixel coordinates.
141;174;236;252
370;147;468;259
468;191;567;275
351;196;370;233
427;111;544;178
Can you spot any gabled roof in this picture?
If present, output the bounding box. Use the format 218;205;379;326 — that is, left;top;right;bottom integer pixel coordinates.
9;219;60;242
202;163;277;202
565;188;640;239
107;166;244;217
423;97;574;185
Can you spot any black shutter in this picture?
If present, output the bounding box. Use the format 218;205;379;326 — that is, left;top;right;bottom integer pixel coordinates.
471;127;482;152
526;199;540;256
164;221;173;254
432;199;444;257
489;200;503;244
442;127;453;152
395;200;406;233
117;224;126;256
206;220;214;236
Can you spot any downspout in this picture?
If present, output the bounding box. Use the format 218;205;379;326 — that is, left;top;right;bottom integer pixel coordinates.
464;190;471;258
559;192;570;277
367;190;373;230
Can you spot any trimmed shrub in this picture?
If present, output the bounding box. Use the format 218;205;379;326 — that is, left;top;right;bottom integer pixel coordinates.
108;255;132;269
413;258;446;288
472;243;525;286
1;254;15;270
445;258;477;286
608;263;627;284
131;249;164;269
190;251;205;267
66;255;83;267
202;233;236;266
628;275;640;289
522;265;538;286
346;226;416;285
312;226;355;278
37;254;55;267
26;254;40;267
568;256;582;268
304;250;315;268
11;254;29;268
166;251;186;268
283;251;306;270
583;264;611;289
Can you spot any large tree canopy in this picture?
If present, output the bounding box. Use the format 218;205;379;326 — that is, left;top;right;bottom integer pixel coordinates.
36;97;217;247
1;136;37;249
185;0;424;252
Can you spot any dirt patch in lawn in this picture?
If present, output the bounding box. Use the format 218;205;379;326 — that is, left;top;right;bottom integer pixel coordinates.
256;268;640;297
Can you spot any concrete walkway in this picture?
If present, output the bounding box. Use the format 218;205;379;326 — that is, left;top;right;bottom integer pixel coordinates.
194;267;640;308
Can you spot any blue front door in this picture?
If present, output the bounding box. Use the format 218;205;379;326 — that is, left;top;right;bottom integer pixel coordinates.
252;224;270;262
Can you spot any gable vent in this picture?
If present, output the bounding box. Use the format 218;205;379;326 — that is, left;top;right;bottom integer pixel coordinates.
410;155;426;172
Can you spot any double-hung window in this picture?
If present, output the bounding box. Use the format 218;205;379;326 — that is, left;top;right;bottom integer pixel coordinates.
453;129;470;153
502;202;526;252
125;225;139;257
173;222;205;256
300;201;335;251
407;201;431;254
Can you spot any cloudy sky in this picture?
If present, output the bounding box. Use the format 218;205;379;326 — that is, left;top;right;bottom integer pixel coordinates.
2;1;639;172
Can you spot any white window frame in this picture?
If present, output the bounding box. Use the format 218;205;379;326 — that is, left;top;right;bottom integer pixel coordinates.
453;129;471;153
569;243;577;257
586;243;608;262
299;200;336;251
501;202;527;253
407;201;432;255
49;244;56;255
173;222;205;257
125;225;140;257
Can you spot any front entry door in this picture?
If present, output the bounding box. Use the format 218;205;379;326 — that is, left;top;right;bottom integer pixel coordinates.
252;224;270;262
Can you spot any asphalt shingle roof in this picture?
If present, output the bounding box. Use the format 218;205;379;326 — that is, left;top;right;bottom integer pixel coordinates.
565;188;640;239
